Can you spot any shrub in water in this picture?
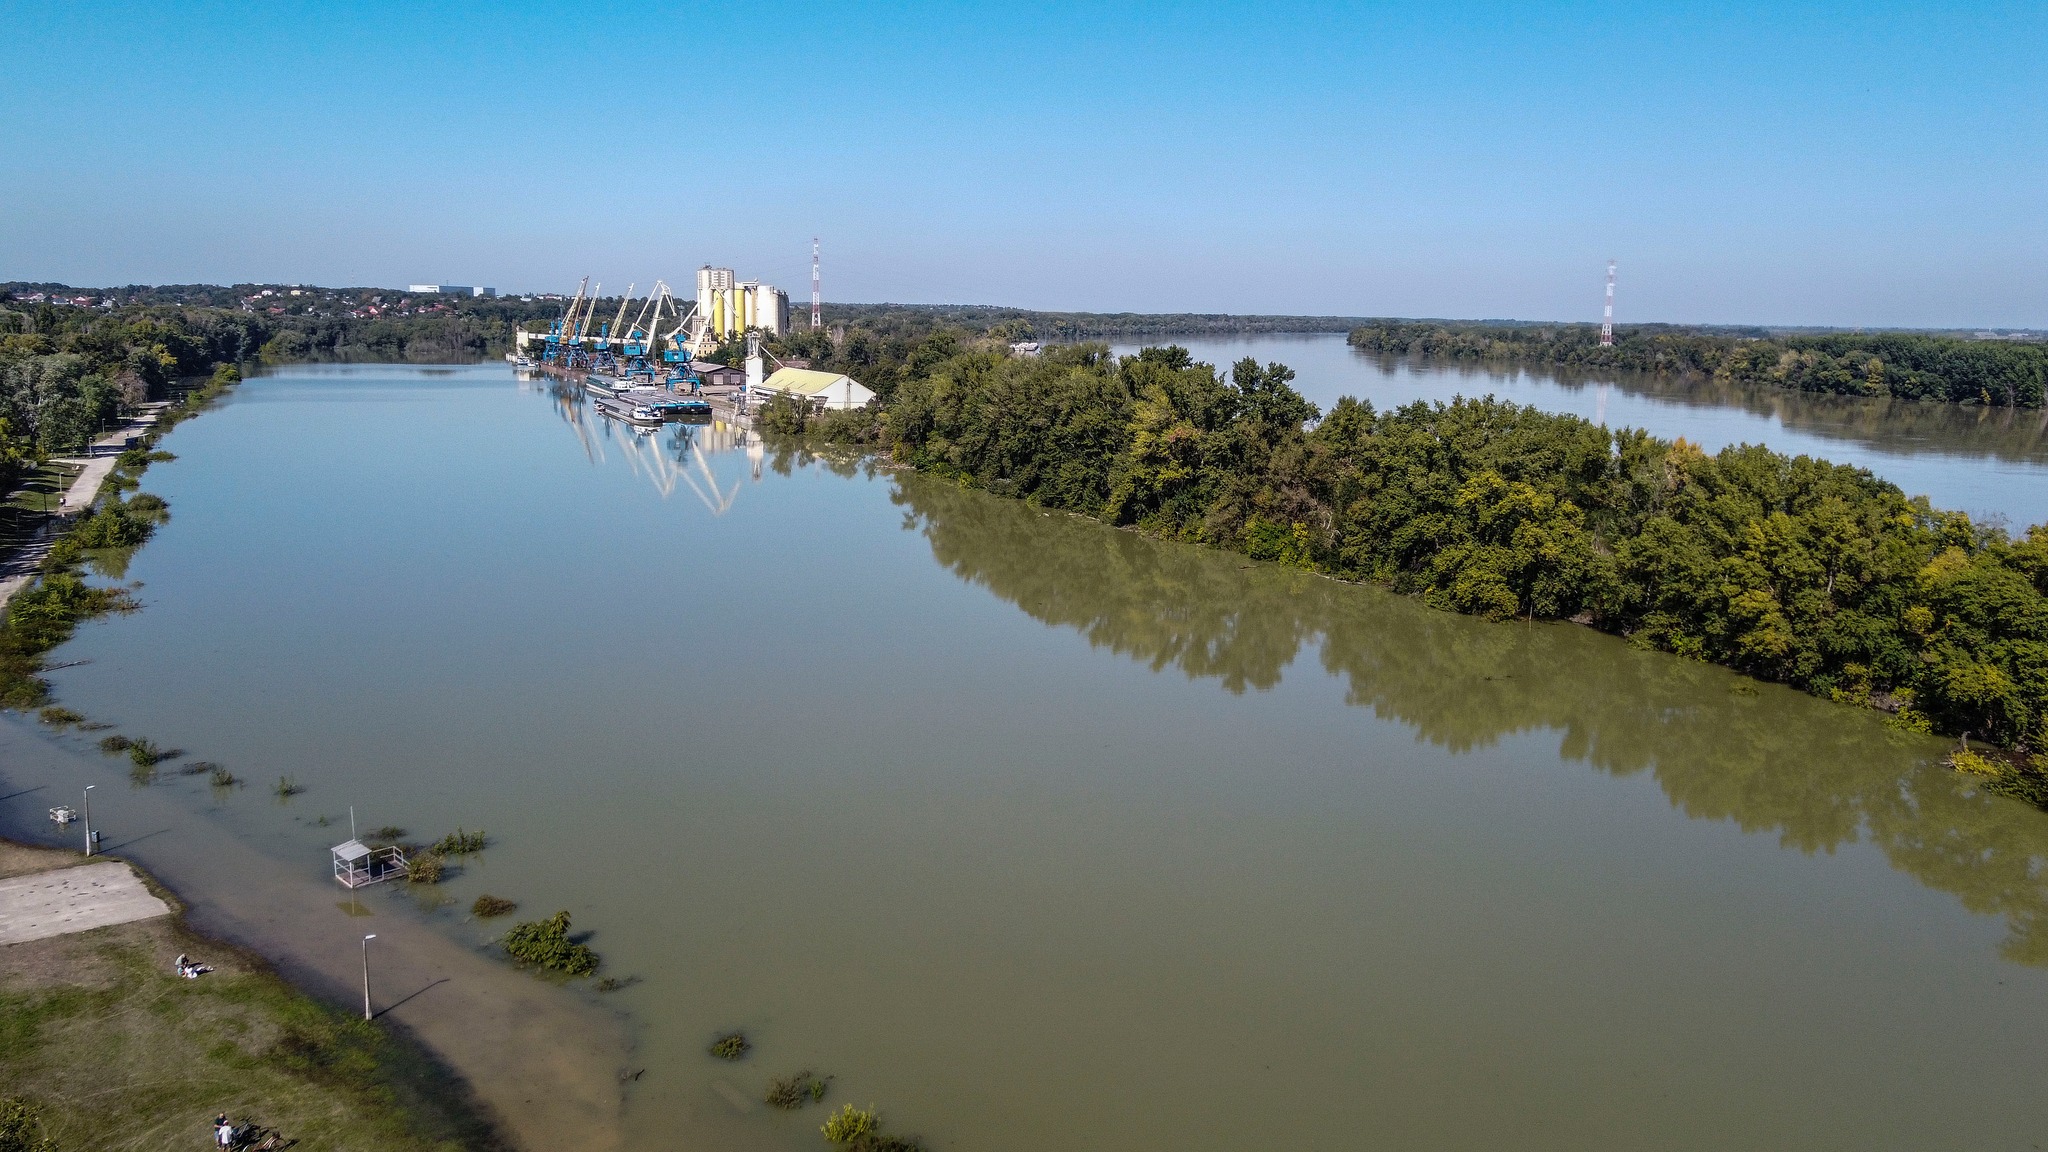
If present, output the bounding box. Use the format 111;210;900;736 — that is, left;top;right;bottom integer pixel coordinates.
502;911;599;976
709;1031;750;1061
127;738;177;767
405;852;445;884
821;1104;877;1144
37;706;82;727
274;775;304;797
367;826;407;843
471;894;516;918
766;1070;831;1109
98;734;133;754
432;828;488;855
208;765;238;788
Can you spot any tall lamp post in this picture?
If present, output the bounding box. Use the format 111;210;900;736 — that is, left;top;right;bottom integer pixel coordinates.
82;785;95;856
361;934;377;1020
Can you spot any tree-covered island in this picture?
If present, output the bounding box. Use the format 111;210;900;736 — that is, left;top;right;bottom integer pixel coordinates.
775;336;2048;796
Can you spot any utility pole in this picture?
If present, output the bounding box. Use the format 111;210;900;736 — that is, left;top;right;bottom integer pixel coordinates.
361;934;377;1020
1600;260;1616;347
82;785;95;856
811;238;822;331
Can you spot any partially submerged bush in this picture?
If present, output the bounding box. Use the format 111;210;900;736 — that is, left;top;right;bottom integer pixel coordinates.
821;1104;877;1144
432;828;487;855
405;852;445;885
97;734;133;754
37;706;82;727
708;1031;750;1061
208;765;239;788
502;911;599;976
274;775;304;797
766;1070;831;1109
365;826;407;843
127;738;177;767
471;894;516;918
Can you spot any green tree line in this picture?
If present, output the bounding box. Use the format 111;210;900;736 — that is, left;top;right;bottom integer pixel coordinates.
801;341;2048;758
0;291;560;487
1349;320;2048;407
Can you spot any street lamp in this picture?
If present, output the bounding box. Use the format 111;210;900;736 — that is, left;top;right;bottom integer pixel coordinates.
361;934;377;1020
82;785;95;857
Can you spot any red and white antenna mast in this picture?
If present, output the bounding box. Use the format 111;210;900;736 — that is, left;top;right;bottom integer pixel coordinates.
1599;260;1616;347
811;238;822;330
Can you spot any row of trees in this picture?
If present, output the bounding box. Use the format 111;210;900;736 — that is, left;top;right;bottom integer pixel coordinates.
846;343;2048;751
1348;321;2048;407
0;294;566;486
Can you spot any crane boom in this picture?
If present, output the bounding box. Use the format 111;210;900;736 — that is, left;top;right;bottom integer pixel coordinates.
608;284;634;345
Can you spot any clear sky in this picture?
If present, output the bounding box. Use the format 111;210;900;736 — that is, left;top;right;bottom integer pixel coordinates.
1;1;2042;327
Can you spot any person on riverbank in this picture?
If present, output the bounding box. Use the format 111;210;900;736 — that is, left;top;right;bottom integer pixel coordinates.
214;1114;234;1148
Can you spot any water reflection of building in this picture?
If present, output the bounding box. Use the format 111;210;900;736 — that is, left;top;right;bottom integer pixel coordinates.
537;374;765;513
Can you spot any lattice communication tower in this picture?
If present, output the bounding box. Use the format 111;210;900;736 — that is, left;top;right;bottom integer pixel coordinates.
1600;260;1616;347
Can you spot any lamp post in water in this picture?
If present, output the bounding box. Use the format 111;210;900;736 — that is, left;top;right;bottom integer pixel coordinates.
361;934;377;1020
82;785;95;856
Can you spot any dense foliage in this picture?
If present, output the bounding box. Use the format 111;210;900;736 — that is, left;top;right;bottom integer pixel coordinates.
1349;321;2048;407
859;343;2048;751
501;911;599;976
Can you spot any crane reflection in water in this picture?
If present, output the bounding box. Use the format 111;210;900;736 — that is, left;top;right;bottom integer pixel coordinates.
537;374;762;515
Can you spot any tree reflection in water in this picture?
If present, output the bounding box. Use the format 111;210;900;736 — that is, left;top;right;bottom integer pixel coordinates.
893;472;2048;967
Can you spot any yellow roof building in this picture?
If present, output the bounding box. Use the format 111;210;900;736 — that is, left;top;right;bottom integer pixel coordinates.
755;367;876;411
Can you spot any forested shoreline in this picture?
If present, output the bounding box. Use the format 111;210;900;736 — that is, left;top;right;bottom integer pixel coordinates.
789;338;2048;795
1349;320;2048;407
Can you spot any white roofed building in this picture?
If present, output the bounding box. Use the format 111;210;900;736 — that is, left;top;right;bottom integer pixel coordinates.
754;367;875;411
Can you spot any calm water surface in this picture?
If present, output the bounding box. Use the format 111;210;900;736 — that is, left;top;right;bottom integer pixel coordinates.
20;360;2048;1151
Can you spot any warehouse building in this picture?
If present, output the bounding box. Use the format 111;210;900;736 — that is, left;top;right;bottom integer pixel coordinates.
753;367;875;411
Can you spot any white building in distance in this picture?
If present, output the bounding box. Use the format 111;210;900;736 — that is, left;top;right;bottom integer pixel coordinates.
407;284;496;297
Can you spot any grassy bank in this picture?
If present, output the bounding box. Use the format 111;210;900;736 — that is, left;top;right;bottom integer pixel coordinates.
0;841;501;1152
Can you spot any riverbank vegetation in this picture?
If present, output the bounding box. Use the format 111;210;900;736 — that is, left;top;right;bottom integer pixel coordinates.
783;342;2048;768
892;475;2048;964
0;841;499;1152
1348;320;2048;407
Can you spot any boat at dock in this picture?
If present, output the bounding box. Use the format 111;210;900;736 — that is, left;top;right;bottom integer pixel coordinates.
592;394;665;426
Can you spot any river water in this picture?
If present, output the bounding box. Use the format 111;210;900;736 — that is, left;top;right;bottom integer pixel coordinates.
8;347;2048;1151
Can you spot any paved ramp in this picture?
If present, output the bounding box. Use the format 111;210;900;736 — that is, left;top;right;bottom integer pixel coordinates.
0;860;172;945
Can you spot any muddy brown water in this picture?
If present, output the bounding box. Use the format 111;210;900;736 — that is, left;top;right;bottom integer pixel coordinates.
4;361;2048;1150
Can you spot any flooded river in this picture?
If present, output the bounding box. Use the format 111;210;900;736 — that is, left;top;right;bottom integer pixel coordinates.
7;350;2048;1150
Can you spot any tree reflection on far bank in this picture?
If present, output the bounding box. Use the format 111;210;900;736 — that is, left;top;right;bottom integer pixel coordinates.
894;473;2048;966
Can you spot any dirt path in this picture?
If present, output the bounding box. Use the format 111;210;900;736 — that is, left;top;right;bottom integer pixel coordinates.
0;720;631;1152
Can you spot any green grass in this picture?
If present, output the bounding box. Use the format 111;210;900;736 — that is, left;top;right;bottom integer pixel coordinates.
0;915;501;1152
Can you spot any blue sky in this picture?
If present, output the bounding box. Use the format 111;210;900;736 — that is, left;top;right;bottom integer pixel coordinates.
1;1;2042;326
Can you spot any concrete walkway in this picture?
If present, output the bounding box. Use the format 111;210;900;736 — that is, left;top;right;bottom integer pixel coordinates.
0;860;171;946
0;403;174;611
51;402;174;516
